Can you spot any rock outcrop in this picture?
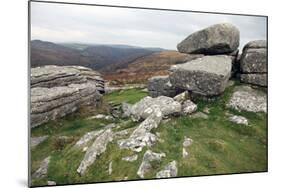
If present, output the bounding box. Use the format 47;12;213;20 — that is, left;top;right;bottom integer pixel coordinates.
118;110;163;152
177;23;240;55
169;55;232;96
31;65;105;93
128;96;181;121
227;86;267;113
147;76;177;97
77;129;114;175
240;40;267;86
31;65;104;128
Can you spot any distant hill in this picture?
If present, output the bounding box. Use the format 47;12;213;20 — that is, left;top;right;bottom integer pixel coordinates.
31;40;164;71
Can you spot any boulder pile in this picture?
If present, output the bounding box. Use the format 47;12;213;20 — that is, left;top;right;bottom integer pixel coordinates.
31;65;104;128
148;23;267;98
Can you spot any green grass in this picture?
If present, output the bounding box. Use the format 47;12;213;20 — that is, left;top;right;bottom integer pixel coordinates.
31;84;267;186
104;88;148;105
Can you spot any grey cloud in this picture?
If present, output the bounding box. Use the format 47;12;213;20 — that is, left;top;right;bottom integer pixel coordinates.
31;2;267;50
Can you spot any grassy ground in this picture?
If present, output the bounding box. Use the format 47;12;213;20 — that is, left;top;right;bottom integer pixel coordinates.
30;84;267;187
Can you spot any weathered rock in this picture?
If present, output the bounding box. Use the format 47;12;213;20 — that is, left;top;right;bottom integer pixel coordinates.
169;55;232;96
32;156;51;178
121;102;133;118
31;135;48;148
182;100;197;114
75;130;104;149
31;65;104;93
118;110;163;152
173;91;190;104
130;96;181;121
77;129;114;175
31;82;102;128
137;150;166;178
227;86;267;113
240;48;267;73
228;115;248;125
156;161;178;178
122;154;138;162
243;40;266;50
148;76;177;98
177;23;240;55
240;74;267;87
189;112;209;119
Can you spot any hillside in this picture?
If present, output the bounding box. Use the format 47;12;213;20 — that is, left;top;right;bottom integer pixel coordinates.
103;51;203;84
30;40;162;71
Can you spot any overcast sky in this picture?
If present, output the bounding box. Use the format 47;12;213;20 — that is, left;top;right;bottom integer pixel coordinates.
31;2;267;50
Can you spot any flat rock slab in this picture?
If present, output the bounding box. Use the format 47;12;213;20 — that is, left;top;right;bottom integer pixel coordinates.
129;96;181;121
170;55;232;96
31;83;101;128
177;23;240;55
156;161;178;178
228;115;248;125
122;154;138;162
118;110;163;152
31;135;48;148
74;130;104;149
31;65;104;93
77;129;114;175
227;86;267;113
240;74;267;87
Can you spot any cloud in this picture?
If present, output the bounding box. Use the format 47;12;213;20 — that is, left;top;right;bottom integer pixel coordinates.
31;1;267;50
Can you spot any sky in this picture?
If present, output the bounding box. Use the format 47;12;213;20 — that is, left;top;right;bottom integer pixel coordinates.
30;2;267;50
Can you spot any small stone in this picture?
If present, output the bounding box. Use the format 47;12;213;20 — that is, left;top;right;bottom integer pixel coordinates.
173;91;190;104
137;150;166;178
228;115;248;125
122;154;138;162
182;100;197;114
183;137;193;147
203;107;210;114
189;112;208;119
156;161;178;178
47;181;56;186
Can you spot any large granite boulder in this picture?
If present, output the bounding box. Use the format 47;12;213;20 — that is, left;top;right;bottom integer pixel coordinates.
31;66;104;128
147;76;177;98
240;74;267;87
169;55;232;96
240;40;267;73
240;40;267;87
31;65;105;93
177;23;240;55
